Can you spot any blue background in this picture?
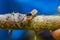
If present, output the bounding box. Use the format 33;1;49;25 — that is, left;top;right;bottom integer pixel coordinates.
0;0;60;40
0;0;60;15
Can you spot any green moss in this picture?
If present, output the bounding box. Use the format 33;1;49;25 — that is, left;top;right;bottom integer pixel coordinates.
0;20;60;31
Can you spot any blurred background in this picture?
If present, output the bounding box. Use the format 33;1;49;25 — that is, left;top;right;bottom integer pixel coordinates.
0;0;60;40
0;0;60;15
